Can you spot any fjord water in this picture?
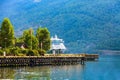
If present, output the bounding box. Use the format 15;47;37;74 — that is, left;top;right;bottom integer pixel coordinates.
0;55;120;80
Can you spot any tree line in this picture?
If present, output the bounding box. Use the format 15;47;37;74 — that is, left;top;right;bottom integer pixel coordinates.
0;18;51;56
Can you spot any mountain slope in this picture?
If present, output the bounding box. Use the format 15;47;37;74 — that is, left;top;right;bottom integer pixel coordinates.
0;0;120;53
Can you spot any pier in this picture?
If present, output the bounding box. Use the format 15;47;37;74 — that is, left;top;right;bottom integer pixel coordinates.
0;54;98;67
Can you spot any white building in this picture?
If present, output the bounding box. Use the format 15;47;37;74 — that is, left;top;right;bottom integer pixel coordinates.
51;35;66;54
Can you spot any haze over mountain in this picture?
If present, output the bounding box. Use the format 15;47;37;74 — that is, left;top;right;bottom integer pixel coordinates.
0;0;120;53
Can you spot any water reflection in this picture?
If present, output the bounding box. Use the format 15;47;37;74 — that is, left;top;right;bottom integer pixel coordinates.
0;55;119;80
0;55;120;80
50;64;85;80
0;66;50;79
0;64;84;80
14;66;50;80
0;67;15;79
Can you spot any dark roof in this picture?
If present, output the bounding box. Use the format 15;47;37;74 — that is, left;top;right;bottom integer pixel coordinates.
15;42;28;48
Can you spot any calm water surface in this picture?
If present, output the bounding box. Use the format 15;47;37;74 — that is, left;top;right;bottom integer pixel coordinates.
0;55;120;80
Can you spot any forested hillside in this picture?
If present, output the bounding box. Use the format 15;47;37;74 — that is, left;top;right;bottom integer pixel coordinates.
0;0;120;53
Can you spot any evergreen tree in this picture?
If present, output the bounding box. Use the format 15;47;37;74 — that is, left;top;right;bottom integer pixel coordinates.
23;28;38;49
36;27;51;51
0;18;15;48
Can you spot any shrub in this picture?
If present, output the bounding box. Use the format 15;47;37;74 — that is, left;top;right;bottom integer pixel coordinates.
0;50;4;56
26;49;39;56
10;48;19;56
5;48;10;56
19;49;29;55
32;50;39;56
38;49;46;56
17;53;26;56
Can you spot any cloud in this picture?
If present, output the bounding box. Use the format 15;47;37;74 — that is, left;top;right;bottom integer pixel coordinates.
33;0;41;2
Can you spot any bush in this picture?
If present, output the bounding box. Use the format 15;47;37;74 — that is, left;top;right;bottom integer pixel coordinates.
0;50;4;56
38;49;46;56
5;48;10;56
19;49;29;55
26;50;39;56
0;48;13;56
10;48;19;56
17;53;26;56
33;50;39;56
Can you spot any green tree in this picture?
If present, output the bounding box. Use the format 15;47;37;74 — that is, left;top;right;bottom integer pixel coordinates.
0;30;2;47
0;18;15;48
36;27;51;51
23;28;38;49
